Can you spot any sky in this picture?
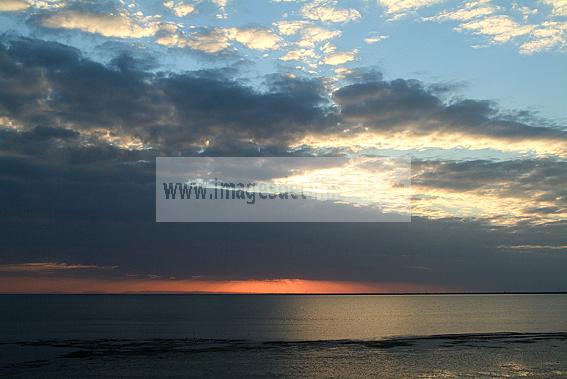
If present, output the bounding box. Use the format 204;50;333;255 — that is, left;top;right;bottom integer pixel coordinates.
0;0;566;293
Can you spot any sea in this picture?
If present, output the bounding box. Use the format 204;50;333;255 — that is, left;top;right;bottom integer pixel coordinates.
1;294;566;378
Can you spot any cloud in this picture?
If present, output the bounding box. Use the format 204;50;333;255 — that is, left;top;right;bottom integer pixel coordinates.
275;21;342;47
275;20;310;36
297;26;342;47
520;21;567;54
276;24;342;67
280;48;318;61
500;244;567;251
2;200;566;290
163;1;196;17
292;78;567;157
275;22;344;68
542;0;567;17
225;27;281;50
322;50;357;65
0;262;117;273
426;1;567;54
300;0;361;23
2;36;566;159
0;36;330;153
411;159;567;225
156;27;231;53
378;0;443;16
0;4;567;292
425;0;497;22
157;27;280;53
456;15;534;43
1;36;567;232
3;129;567;281
364;33;389;44
38;10;161;38
0;0;30;12
0;49;566;289
212;0;228;19
512;3;539;20
22;0;65;9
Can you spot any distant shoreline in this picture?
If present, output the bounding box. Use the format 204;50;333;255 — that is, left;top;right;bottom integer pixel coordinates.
1;292;567;295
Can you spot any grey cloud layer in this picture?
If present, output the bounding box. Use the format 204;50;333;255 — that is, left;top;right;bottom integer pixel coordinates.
413;159;567;221
2;37;566;156
0;37;331;153
333;79;567;142
1;36;566;289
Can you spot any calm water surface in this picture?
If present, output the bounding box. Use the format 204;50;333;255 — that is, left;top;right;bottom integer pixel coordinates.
1;294;567;340
1;294;567;378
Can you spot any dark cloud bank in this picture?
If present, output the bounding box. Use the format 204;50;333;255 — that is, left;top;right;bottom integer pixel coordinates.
1;36;566;291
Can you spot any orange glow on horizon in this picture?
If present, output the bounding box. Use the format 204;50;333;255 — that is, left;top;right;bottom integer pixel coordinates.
0;277;448;294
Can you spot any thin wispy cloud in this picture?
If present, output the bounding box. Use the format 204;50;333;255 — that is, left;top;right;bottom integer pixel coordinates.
0;262;117;273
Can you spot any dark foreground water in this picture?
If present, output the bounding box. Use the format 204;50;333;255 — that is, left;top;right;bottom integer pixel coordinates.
1;294;567;378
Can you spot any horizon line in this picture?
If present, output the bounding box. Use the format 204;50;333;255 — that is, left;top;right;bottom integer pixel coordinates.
1;291;566;295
